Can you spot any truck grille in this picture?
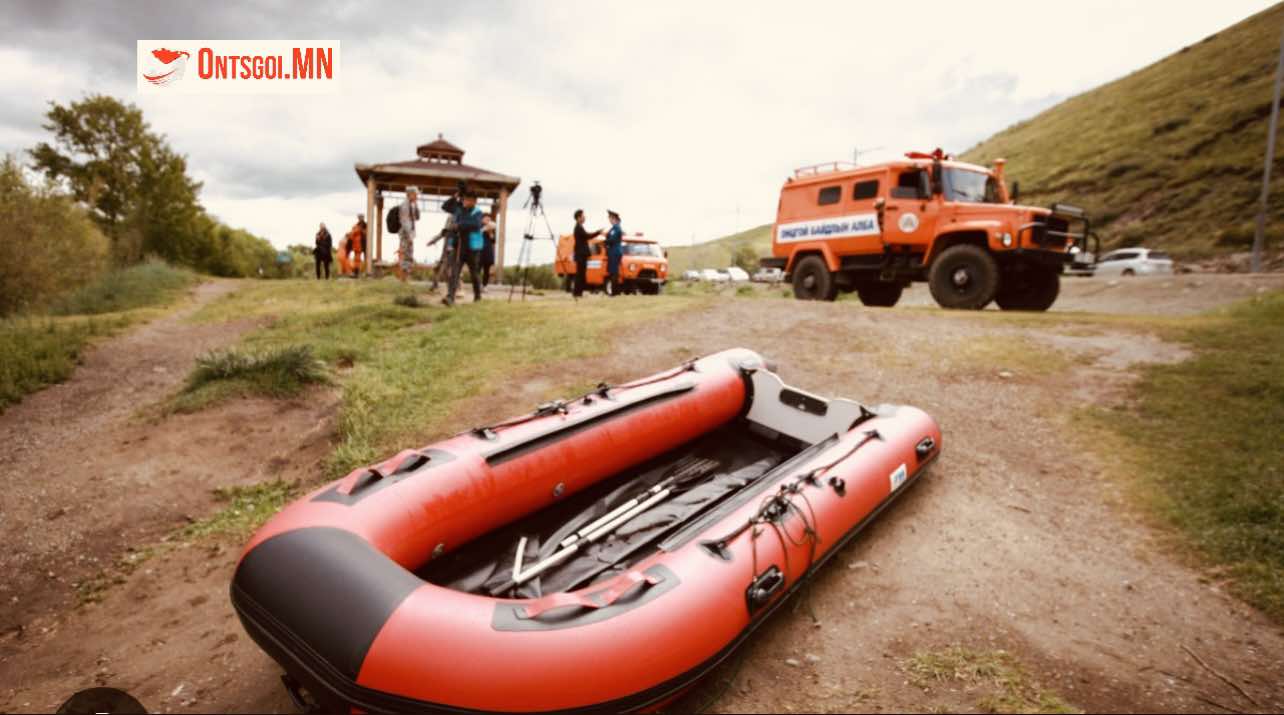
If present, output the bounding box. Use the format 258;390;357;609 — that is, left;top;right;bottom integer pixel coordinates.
1032;216;1070;247
638;269;658;280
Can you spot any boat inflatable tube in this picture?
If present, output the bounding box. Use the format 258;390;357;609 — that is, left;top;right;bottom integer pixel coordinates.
231;348;941;713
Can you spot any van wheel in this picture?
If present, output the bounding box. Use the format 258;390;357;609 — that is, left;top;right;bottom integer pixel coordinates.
855;281;903;307
793;256;837;301
928;244;999;309
995;266;1060;311
1122;268;1135;277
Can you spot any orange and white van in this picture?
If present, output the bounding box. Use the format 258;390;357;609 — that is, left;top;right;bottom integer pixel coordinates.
554;235;669;295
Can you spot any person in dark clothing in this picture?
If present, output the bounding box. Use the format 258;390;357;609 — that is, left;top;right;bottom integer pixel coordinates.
480;211;497;288
572;209;603;299
441;191;485;306
603;210;624;296
313;222;334;280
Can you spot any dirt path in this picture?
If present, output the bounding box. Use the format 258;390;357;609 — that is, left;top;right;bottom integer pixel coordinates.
0;281;336;712
2;277;1282;713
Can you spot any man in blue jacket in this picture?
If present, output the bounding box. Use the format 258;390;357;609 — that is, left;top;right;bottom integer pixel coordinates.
604;209;624;296
441;190;485;306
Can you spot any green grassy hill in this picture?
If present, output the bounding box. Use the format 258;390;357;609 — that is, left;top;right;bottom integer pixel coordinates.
666;223;773;275
963;3;1284;258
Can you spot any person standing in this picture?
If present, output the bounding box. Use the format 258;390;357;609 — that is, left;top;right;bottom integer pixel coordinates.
313;222;333;280
604;209;624;296
395;188;420;283
427;215;457;292
572;209;603;299
348;213;367;278
442;190;484;306
480;211;497;288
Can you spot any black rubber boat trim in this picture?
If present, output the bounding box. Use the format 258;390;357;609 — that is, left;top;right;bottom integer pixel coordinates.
230;450;939;715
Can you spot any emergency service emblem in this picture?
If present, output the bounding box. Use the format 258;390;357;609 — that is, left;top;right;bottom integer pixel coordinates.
898;212;919;233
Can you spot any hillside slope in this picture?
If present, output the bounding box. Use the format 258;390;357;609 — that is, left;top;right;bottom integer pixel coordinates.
665;223;772;274
963;3;1284;257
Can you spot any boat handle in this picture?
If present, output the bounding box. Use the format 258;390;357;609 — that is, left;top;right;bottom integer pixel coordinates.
518;570;662;620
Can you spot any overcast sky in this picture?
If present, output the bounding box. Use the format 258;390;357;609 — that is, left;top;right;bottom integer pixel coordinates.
0;0;1276;265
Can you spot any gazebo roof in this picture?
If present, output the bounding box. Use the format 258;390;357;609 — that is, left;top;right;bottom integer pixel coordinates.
355;134;520;199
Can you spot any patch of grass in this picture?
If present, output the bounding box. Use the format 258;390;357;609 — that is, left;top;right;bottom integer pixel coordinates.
191;279;699;476
51;259;196;316
904;646;1080;714
0;315;127;410
170;345;327;412
76;545;157;605
1088;291;1284;620
182;479;300;539
393;293;421;308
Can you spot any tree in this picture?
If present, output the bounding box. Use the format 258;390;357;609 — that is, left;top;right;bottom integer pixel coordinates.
29;95;203;263
732;243;760;273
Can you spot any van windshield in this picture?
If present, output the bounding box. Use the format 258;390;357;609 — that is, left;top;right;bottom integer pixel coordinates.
943;168;1000;204
622;242;662;257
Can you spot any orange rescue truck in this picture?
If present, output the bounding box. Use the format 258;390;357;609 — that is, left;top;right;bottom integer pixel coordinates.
554;234;670;295
763;149;1096;310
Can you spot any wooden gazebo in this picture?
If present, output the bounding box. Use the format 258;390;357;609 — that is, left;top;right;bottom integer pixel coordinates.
354;135;521;274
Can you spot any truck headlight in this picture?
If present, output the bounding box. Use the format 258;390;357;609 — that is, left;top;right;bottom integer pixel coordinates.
1000;233;1013;247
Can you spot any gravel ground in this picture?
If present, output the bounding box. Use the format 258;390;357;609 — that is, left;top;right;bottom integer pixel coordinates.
1;274;1281;713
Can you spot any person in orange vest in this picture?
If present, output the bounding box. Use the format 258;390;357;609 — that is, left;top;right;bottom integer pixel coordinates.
346;214;367;278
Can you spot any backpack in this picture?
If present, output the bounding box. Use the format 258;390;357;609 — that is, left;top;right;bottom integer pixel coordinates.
386;205;401;234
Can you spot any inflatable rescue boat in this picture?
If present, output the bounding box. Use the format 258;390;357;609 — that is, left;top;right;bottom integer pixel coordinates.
231;348;941;713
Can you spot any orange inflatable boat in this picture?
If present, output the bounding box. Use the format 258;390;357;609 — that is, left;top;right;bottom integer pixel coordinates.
231;348;941;713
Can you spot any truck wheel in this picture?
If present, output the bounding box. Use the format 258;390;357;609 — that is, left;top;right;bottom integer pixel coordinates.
792;256;837;301
995;266;1060;311
928;244;998;310
855;281;903;307
562;276;573;293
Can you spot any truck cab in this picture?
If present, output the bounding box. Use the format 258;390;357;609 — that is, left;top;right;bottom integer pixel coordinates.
763;149;1095;310
555;234;669;295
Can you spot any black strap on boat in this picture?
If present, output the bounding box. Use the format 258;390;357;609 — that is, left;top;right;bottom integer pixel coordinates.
701;429;882;610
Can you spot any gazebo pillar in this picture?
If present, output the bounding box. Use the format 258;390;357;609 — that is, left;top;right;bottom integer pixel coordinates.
365;178;376;274
375;194;385;266
496;188;509;279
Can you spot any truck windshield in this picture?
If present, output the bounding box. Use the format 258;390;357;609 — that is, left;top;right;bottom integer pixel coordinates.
943;168;1000;204
622;242;662;257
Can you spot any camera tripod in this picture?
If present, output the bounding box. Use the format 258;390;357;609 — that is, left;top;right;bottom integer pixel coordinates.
508;182;557;302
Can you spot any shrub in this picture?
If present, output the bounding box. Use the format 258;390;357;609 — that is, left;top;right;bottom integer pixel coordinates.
0;156;110;315
51;258;195;315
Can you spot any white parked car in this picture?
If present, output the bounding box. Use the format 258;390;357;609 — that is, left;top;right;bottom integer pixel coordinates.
1094;248;1174;277
724;266;750;282
752;267;784;283
701;268;729;282
681;269;702;281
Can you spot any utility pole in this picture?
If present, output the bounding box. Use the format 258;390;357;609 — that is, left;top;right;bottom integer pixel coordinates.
1252;24;1284;273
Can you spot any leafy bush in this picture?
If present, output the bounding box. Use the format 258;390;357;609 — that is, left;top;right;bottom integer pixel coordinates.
501;264;560;290
0;156;110;315
52;258;195;315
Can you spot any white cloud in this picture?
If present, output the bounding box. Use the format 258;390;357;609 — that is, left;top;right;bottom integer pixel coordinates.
0;0;1276;269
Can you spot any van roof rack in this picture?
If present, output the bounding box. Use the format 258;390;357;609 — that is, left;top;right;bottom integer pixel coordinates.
793;161;858;178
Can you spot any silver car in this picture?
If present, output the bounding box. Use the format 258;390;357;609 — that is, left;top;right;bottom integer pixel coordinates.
1094;248;1174;277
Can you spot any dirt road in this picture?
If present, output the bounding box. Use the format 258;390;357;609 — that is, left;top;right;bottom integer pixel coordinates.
2;275;1281;713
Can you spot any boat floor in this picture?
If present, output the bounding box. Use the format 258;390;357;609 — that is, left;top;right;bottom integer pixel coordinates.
418;422;800;598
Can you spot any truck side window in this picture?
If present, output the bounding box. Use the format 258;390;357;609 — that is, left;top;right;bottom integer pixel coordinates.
852;180;879;200
891;170;925;199
818;186;841;205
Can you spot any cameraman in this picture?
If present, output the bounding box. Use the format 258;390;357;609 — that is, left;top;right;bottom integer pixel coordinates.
571;209;602;299
442;187;485;306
